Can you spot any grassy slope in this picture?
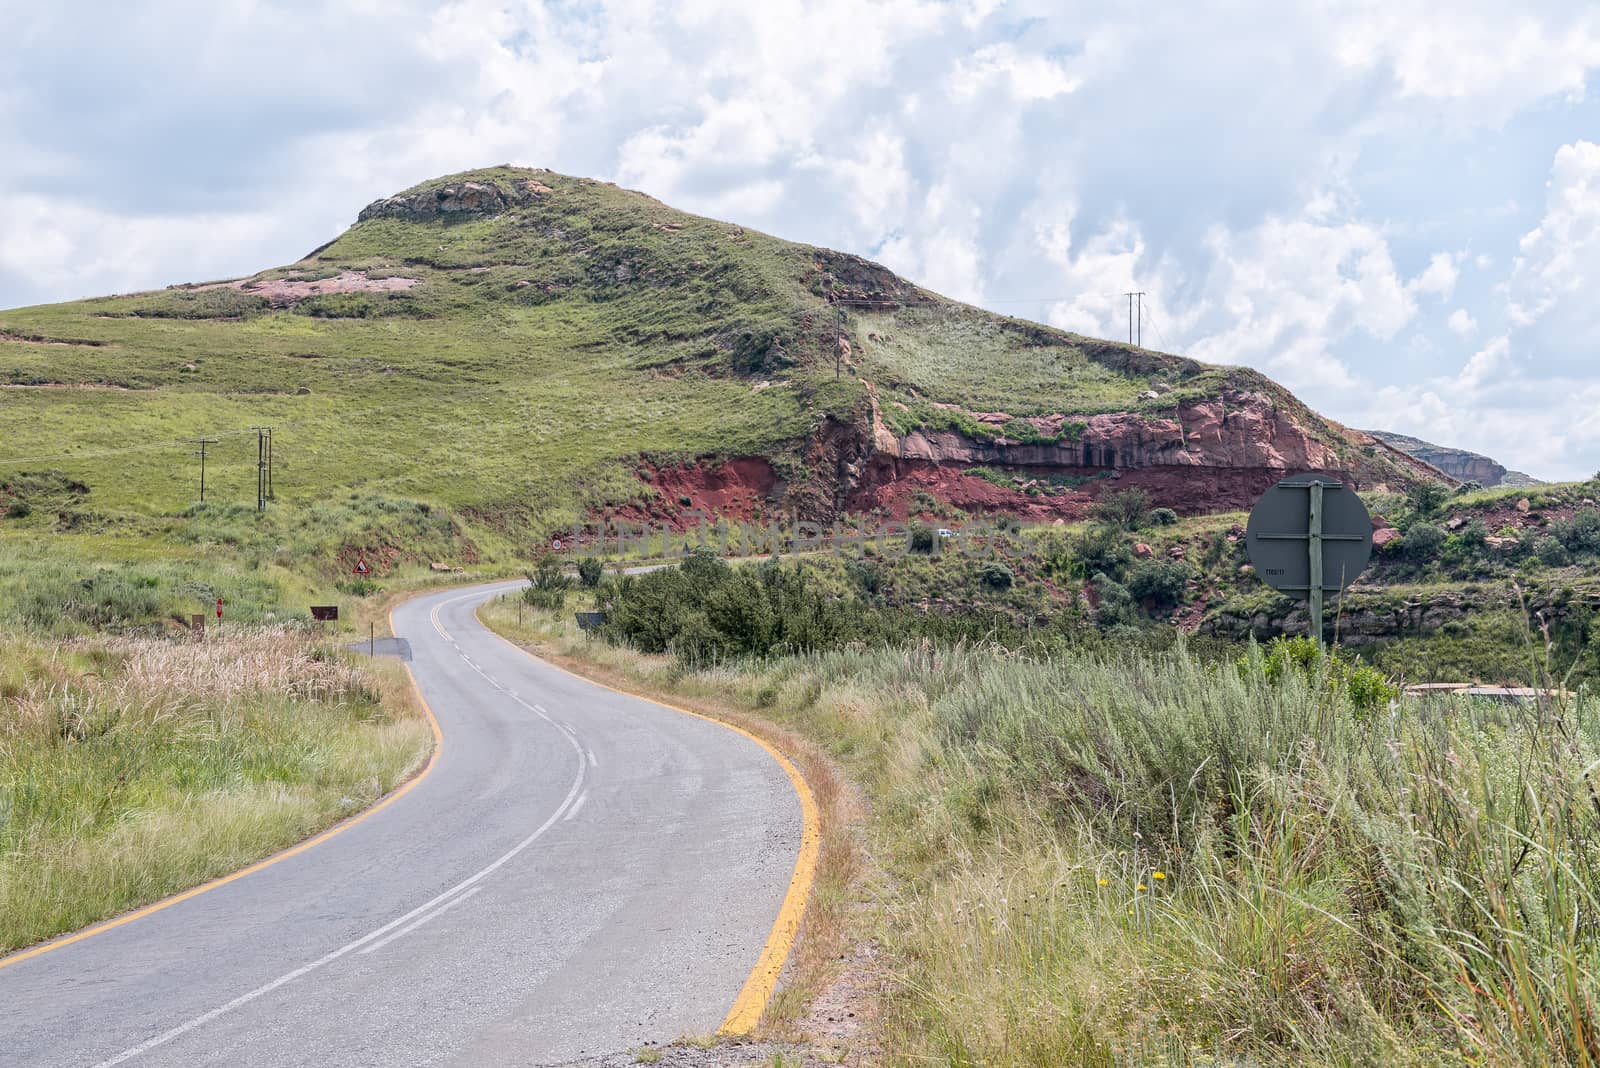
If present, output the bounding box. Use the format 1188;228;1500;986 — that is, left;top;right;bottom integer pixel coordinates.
0;166;1413;583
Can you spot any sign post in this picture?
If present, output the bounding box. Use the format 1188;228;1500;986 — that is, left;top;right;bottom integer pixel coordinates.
215;598;224;631
1245;475;1373;648
310;605;338;638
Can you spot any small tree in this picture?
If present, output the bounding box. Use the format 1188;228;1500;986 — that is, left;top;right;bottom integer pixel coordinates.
1403;522;1446;559
1536;536;1573;567
1407;481;1450;519
1091;572;1137;627
1552;508;1600;556
1127;559;1191;608
576;556;604;588
1091;488;1151;531
979;562;1014;591
523;553;571;610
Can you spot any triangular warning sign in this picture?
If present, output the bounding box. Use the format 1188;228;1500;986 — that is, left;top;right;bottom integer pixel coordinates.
353;557;371;576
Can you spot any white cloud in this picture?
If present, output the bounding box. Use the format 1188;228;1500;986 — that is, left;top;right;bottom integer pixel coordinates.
1329;3;1600;116
1447;307;1477;337
1505;140;1600;351
950;43;1082;101
1456;334;1510;389
1409;252;1458;299
1183;210;1416;381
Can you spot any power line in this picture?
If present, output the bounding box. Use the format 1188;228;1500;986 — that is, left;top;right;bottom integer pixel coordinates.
1141;297;1173;353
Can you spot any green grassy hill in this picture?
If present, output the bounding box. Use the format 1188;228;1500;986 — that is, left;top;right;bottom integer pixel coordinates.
0;166;1429;598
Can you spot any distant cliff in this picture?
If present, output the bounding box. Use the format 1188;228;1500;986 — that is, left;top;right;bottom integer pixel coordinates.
1367;430;1540;488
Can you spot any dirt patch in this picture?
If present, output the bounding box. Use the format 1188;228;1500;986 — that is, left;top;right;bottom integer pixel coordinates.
783;934;885;1053
561;1039;824;1067
604;458;782;529
199;271;420;308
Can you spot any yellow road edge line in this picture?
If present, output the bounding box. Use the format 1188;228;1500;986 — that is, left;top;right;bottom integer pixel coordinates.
473;602;821;1036
0;602;446;973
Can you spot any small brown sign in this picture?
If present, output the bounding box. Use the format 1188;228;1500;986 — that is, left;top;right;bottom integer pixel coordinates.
310;605;339;622
190;614;206;639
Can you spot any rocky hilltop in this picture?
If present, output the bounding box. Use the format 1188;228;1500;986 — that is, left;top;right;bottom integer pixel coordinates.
0;165;1436;542
1367;430;1540;488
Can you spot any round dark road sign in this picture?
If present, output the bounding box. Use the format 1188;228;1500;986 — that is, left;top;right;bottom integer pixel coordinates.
1245;475;1373;598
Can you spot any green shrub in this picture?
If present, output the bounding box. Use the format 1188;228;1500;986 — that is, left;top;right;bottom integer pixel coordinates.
846;558;886;597
601;551;863;663
1457;518;1489;548
1552;508;1600;556
1091;573;1137;627
1404;521;1446;558
1342;662;1398;714
1067;523;1133;582
1407;481;1451;518
523;553;570;610
979;562;1014;591
1090;488;1151;531
1240;636;1397;715
909;525;936;554
335;577;381;597
1148;507;1179;526
1536;537;1573;567
1126;558;1191;608
576;556;604;588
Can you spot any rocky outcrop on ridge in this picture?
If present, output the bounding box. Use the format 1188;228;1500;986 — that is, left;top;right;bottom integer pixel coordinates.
357;172;554;222
1367;429;1540;487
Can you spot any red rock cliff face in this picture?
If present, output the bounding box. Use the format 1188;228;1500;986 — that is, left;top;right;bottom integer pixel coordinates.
819;385;1421;522
879;390;1345;472
614;385;1429;526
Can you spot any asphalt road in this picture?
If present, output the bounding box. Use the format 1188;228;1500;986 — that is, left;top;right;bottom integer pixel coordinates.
0;581;803;1067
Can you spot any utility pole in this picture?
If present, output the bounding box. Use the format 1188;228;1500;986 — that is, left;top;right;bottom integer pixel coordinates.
193;436;218;503
1124;291;1146;347
251;426;273;511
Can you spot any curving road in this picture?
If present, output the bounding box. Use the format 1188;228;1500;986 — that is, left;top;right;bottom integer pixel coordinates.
0;581;805;1067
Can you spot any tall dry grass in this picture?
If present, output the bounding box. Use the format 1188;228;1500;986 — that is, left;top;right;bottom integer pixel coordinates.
0;628;429;954
484;596;1600;1067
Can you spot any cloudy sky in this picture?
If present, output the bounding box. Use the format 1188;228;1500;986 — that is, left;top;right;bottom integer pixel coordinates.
4;2;1599;479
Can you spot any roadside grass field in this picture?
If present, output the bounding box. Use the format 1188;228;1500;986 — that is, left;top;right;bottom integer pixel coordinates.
0;628;430;954
485;591;1600;1068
